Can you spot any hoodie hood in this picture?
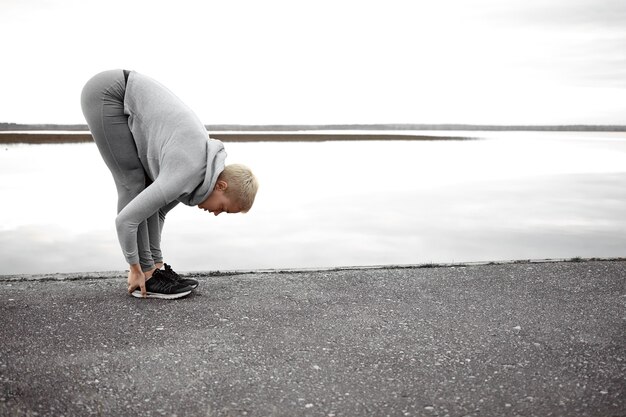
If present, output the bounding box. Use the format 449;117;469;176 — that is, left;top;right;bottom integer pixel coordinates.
179;138;226;206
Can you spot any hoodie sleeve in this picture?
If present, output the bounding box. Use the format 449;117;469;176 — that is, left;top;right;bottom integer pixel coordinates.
115;180;170;265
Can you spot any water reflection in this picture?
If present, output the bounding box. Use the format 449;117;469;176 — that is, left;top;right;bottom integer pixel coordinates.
1;132;625;275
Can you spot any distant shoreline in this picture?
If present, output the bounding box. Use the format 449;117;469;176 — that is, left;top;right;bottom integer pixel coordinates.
0;132;476;144
1;122;625;132
2;123;625;144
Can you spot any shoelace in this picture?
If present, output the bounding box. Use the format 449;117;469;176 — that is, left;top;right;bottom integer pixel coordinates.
164;264;179;277
152;270;179;291
164;264;183;282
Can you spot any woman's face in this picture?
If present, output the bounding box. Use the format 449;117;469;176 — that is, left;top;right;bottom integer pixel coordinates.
198;181;240;216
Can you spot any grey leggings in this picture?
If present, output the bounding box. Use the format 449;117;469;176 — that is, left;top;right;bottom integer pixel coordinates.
80;69;169;271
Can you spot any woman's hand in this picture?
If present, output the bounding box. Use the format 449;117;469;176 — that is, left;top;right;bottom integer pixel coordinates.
127;264;146;297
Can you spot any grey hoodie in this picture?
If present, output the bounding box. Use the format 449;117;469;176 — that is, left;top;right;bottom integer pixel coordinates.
115;71;226;265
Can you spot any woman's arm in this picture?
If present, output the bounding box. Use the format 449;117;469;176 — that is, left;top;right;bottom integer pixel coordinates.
115;181;169;266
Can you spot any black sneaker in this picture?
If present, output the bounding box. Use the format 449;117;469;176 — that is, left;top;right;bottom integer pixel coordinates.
131;268;193;299
162;263;199;289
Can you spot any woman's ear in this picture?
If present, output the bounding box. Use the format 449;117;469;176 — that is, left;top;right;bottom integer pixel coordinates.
215;180;228;191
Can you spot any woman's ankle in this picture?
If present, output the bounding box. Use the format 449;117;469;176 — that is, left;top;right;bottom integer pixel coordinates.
144;267;157;280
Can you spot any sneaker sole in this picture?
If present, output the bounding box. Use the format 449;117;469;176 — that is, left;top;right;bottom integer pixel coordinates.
131;289;192;300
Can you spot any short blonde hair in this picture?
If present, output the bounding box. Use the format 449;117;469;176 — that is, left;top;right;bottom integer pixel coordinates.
218;164;259;212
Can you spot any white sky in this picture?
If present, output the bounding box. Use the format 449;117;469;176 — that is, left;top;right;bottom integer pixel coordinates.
1;0;624;125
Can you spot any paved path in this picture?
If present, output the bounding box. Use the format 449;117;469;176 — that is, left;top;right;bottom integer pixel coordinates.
1;260;624;417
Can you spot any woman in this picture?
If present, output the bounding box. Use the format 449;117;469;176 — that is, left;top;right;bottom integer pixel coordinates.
81;69;258;299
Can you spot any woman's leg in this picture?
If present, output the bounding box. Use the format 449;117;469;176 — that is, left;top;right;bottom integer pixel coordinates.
80;70;154;272
149;200;180;267
147;211;162;266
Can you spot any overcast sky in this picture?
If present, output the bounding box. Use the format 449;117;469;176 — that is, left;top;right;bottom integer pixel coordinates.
1;0;624;125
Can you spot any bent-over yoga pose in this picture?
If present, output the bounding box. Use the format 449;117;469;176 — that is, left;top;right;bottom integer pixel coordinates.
81;69;258;299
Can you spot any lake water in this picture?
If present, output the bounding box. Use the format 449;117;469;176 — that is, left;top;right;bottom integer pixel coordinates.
1;131;625;275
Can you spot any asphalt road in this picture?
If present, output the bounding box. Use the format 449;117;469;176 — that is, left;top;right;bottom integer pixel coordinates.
1;260;624;417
